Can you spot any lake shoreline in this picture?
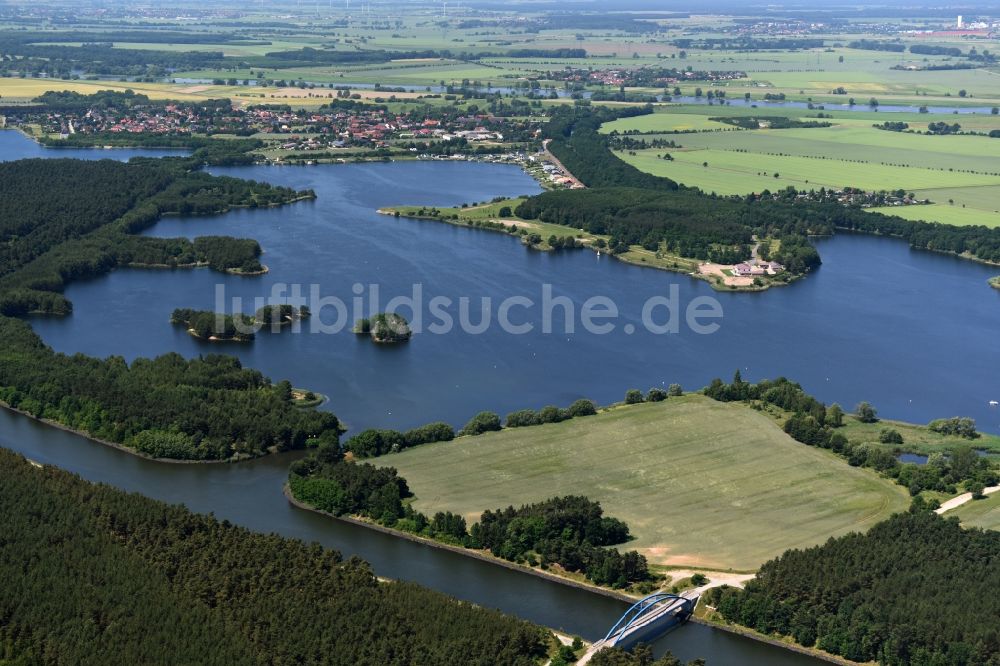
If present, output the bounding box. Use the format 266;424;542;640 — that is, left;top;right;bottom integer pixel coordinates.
834;225;1000;272
379;207;798;292
0;402;264;465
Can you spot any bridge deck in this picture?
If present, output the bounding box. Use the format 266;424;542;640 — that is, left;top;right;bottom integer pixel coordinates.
579;592;699;664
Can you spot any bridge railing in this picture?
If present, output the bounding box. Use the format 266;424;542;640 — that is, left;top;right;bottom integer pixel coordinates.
602;592;689;646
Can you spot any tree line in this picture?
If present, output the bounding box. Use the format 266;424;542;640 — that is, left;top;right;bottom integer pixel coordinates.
288;443;652;590
0;317;341;460
536;105;1000;270
343;398;600;458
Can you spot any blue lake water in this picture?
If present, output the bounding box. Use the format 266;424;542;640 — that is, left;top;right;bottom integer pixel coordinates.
21;157;1000;436
0;129;189;161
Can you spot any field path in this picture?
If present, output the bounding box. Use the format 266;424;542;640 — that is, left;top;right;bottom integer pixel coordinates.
668;569;755;593
936;485;1000;514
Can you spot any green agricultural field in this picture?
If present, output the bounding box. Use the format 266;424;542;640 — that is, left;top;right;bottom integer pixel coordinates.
618;147;1000;193
674;125;1000;172
34;39;312;57
871;202;1000;228
601;113;731;133
609;106;1000;224
377;396;908;571
949;492;1000;531
0;78;216;102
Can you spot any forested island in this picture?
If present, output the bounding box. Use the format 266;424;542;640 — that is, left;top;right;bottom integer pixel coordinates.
171;308;257;342
0;157;337;461
171;305;311;342
0;158;306;317
354;312;412;343
257;303;311;326
0;448;550;665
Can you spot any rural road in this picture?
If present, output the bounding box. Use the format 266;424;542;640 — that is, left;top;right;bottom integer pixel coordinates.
936;485;1000;514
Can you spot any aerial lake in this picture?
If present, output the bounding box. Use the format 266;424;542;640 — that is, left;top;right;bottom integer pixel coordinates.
21;157;1000;436
3;129;1000;663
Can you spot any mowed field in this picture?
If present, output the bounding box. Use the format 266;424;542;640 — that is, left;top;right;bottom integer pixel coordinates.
610;109;1000;227
377;395;908;571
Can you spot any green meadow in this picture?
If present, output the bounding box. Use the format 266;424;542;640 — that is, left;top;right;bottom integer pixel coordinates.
618;147;999;192
376;396;908;571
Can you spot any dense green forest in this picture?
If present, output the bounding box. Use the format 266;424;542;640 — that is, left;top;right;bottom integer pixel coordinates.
0;448;548;665
0;159;168;276
0;158;302;316
707;508;1000;665
289;444;652;589
837;212;1000;264
516;187;754;264
471;496;652;588
544;105;680;191
532;106;829;270
703;375;998;496
0;317;340;460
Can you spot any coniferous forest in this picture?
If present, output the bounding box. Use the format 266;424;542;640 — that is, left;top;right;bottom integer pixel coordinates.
0;448;548;665
707;508;1000;666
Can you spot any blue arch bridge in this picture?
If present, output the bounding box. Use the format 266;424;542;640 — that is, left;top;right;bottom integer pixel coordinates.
579;591;699;663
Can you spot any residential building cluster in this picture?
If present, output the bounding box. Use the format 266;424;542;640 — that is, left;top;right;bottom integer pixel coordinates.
13;99;529;150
